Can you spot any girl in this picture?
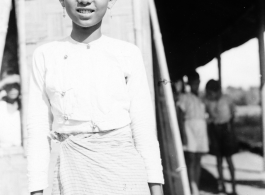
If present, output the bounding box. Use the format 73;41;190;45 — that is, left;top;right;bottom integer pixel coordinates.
177;71;208;195
172;78;187;146
205;79;237;195
27;0;164;195
0;76;21;148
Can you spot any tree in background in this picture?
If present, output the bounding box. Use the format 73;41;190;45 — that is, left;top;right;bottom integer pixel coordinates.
225;86;260;106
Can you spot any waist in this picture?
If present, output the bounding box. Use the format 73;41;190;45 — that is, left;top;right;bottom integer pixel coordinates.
211;122;230;127
185;118;206;121
54;124;131;142
52;115;131;134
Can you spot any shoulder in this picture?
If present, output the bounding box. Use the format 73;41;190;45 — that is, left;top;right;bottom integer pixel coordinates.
0;101;7;109
221;94;233;103
102;35;141;56
202;96;210;105
33;38;68;57
178;93;188;103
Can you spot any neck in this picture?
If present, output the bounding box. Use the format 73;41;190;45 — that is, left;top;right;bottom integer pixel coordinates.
71;21;102;44
191;91;198;96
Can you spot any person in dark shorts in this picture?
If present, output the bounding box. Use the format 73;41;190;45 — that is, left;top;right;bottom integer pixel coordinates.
205;79;238;195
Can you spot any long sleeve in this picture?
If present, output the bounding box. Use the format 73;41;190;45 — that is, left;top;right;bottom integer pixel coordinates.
27;48;53;192
127;46;164;184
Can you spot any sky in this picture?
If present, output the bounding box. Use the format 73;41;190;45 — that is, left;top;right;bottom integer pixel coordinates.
197;38;260;90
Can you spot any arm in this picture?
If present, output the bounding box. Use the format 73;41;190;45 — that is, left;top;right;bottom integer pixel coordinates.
176;105;187;146
177;95;187;146
27;48;53;194
127;46;164;195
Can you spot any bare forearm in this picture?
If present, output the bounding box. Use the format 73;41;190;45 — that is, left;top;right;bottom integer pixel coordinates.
31;190;43;195
149;183;163;195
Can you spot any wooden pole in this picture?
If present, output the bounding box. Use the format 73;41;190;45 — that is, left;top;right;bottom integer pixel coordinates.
0;0;12;74
217;38;222;88
132;0;154;102
257;0;265;170
217;56;222;87
148;0;191;194
15;0;27;150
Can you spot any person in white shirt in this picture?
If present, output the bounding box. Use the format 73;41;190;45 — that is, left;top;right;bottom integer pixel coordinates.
0;75;21;148
177;71;208;195
27;0;164;195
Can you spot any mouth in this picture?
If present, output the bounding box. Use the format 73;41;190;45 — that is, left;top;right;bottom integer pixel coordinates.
76;8;95;14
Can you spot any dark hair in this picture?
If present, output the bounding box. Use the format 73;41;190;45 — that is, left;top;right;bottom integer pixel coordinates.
187;70;200;84
3;83;20;92
205;79;221;92
2;83;21;110
172;78;185;93
5;69;19;76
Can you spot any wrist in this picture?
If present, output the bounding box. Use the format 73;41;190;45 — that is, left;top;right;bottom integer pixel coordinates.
148;183;163;195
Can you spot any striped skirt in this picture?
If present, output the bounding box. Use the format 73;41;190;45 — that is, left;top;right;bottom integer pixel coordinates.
51;125;150;195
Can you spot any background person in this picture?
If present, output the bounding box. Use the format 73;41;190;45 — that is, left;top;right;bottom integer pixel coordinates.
0;75;21;148
177;71;209;195
205;79;238;195
172;78;187;146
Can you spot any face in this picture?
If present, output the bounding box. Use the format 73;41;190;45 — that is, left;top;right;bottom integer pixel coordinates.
60;0;117;28
206;90;220;101
6;88;19;100
174;80;183;94
189;79;200;94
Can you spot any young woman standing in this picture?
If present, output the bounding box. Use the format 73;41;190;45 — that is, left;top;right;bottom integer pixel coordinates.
27;0;164;194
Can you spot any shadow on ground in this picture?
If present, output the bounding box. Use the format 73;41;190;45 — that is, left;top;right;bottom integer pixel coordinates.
227;179;265;189
200;167;219;194
200;167;265;195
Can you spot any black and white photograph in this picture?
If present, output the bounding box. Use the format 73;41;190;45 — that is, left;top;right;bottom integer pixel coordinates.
0;1;265;195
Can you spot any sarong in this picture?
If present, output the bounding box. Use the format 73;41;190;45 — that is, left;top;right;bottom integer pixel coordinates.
52;125;151;195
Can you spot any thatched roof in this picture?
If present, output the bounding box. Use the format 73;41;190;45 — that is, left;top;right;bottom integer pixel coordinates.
154;0;260;80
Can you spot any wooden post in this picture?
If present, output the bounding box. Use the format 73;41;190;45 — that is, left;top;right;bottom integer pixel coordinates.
149;0;191;194
217;38;222;88
15;0;27;150
258;0;265;170
217;55;222;87
0;0;12;73
132;0;154;102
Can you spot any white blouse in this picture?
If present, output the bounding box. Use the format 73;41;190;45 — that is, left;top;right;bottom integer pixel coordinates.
0;101;21;148
178;93;207;120
27;35;164;192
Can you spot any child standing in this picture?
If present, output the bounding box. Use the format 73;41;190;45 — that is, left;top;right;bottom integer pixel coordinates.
27;0;164;195
205;79;237;195
177;71;208;195
0;77;21;148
